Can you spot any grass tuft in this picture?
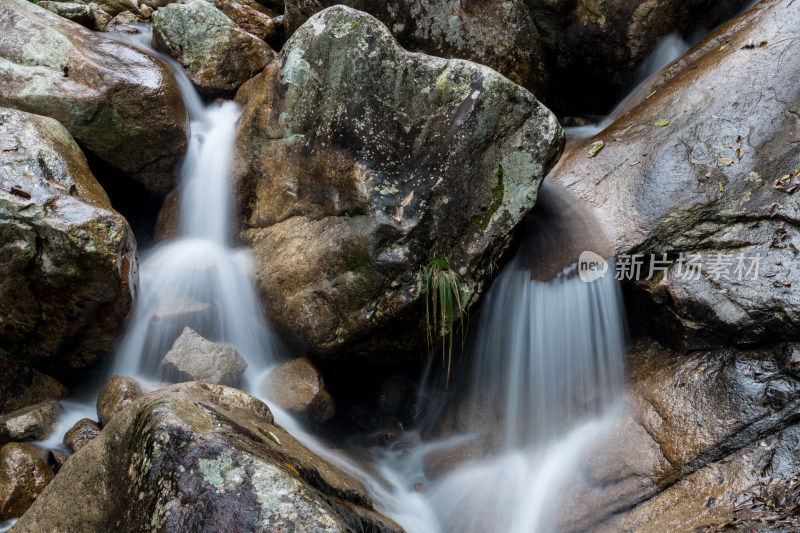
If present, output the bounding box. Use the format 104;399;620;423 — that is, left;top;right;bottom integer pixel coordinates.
422;257;466;384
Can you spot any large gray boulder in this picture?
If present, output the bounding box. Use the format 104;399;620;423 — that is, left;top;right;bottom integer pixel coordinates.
10;382;402;532
0;0;188;195
152;1;275;96
234;6;564;366
549;0;800;352
0;107;137;373
284;0;547;97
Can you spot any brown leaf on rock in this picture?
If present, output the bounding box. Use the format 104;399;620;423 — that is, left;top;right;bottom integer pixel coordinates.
771;204;780;217
717;157;733;166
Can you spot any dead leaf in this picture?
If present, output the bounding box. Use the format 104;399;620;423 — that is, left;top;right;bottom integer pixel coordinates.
690;158;702;165
10;187;30;199
736;135;742;144
783;279;792;287
726;419;739;425
401;189;414;207
705;172;712;179
723;143;732;149
736;148;744;160
654;120;670;127
719;182;725;192
284;463;300;476
587;141;605;158
717;157;733;166
771;204;780;217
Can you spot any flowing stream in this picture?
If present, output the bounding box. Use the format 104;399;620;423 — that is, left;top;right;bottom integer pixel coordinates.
1;5;758;531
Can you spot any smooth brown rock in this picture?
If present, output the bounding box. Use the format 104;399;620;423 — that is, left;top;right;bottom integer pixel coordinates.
11;382;402;532
63;418;101;453
93;0;139;16
161;327;248;387
235;6;564;365
0;110;136;374
0;401;62;447
216;1;280;45
0;358;67;415
262;357;335;423
96;375;142;427
0;443;54;520
0;0;188;195
549;0;800;353
104;10;141;33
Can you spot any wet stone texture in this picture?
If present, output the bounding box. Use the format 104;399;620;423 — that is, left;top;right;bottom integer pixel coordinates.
235;6;564;367
0;0;188;195
152;1;276;97
0;107;137;373
10;382;403;533
549;0;800;354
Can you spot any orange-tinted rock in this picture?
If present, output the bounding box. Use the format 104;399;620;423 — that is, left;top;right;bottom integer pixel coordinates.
262;357;335;423
0;443;54;520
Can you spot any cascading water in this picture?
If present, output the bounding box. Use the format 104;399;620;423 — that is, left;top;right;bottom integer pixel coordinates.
110;28;282;390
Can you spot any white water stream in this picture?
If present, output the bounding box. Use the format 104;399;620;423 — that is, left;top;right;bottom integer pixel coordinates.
1;4;760;530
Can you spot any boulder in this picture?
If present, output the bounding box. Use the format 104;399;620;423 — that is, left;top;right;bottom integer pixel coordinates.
152;1;275;96
0;0;188;195
234;6;564;365
215;1;281;46
284;0;547;97
261;357;335;423
0;358;67;415
0;401;62;446
0;107;137;372
161;327;248;387
10;382;403;532
0;443;54;521
557;338;800;532
96;375;143;427
63;418;101;453
36;2;96;29
549;0;800;353
104;10;141;34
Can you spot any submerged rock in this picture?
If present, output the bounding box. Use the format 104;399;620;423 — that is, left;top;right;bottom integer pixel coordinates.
0;401;62;446
0;443;54;521
549;0;800;353
284;0;547;97
10;382;403;532
262;357;335;423
0;0;188;195
96;375;143;427
235;6;564;366
161;327;248;387
0;108;137;373
152;1;275;96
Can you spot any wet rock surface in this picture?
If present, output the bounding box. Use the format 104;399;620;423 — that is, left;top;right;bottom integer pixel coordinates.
0;443;54;521
235;6;564;366
0;401;62;446
0;0;188;195
63;418;101;453
96;375;143;427
161;327;248;387
549;0;800;353
262;357;335;423
10;382;402;532
284;0;547;97
152;1;275;96
0;107;137;373
555;337;800;532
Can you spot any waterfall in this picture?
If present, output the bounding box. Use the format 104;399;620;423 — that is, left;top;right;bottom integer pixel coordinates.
108;26;282;391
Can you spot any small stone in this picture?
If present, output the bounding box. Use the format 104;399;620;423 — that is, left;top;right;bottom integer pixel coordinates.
0;443;54;520
261;357;335;423
63;419;101;453
161;327;247;387
0;400;62;446
139;4;151;18
96;376;143;427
